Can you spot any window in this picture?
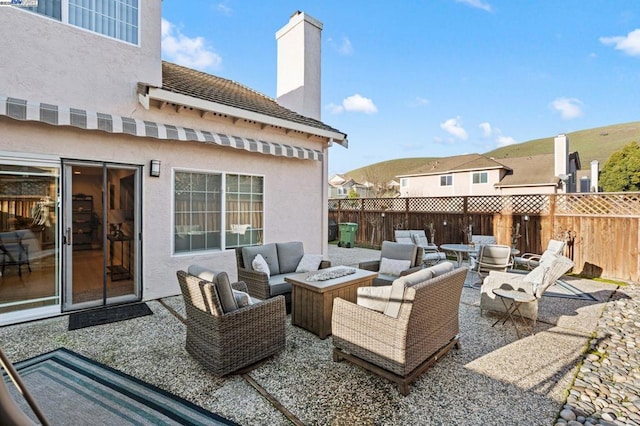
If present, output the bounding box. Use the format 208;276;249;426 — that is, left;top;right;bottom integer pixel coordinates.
25;0;139;44
173;171;263;254
472;172;488;184
400;178;408;187
225;174;263;249
440;175;452;186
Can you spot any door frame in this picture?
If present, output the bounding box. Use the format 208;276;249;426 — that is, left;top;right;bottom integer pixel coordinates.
61;160;142;312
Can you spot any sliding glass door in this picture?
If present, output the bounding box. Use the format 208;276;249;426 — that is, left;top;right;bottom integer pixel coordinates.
0;160;59;322
62;161;140;311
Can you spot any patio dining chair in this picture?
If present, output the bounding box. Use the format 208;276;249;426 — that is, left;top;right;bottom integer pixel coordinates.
470;244;512;288
514;239;565;270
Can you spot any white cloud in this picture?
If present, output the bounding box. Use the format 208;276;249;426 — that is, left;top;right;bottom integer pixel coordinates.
327;103;344;114
455;0;492;12
440;116;468;140
550;97;584;120
600;29;640;57
496;135;517;147
161;18;222;72
409;97;430;107
216;2;233;16
479;122;492;138
339;37;354;56
329;94;378;114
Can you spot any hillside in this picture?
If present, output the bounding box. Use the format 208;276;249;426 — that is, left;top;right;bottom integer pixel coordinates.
346;121;640;184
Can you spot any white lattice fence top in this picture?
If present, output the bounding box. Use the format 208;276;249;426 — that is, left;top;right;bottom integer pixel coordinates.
556;193;640;217
408;197;464;212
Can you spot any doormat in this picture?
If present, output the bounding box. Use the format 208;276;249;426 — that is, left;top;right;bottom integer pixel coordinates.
4;348;236;425
68;302;153;331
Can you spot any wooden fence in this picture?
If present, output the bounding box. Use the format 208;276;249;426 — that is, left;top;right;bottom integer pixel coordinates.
329;192;640;283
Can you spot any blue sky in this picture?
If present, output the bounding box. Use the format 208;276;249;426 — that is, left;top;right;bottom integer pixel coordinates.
161;1;640;176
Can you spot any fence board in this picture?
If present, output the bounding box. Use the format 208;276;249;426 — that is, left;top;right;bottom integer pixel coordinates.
329;193;640;282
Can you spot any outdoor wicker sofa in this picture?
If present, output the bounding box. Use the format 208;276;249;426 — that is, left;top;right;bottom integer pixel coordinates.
177;270;286;376
235;242;331;308
332;265;467;395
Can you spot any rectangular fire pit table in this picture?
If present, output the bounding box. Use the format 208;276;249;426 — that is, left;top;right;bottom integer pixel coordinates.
285;266;378;339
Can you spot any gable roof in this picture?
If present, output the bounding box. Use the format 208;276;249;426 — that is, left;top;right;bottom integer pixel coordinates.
397;153;507;178
139;62;347;145
494;154;560;187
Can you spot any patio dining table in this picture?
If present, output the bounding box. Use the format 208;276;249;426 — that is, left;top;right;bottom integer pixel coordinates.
439;244;478;267
440;244;520;268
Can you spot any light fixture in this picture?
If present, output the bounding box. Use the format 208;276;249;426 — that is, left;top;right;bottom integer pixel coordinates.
150;160;161;177
443;220;448;227
523;215;530;222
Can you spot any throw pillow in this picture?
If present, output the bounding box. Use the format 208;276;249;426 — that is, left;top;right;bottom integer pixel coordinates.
252;253;271;278
296;254;324;272
357;286;392;313
214;272;238;314
379;257;411;277
232;290;254;308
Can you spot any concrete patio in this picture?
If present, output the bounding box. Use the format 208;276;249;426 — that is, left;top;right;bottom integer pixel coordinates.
0;245;632;425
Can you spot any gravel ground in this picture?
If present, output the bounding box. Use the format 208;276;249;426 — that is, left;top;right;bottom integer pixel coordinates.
0;245;627;426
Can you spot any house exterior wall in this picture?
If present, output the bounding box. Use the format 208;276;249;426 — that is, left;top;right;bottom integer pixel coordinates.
0;4;330;321
0;4;162;113
0;116;326;301
400;169;502;197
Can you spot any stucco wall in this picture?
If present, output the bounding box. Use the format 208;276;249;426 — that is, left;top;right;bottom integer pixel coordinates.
0;3;162;114
402;169;503;197
0;117;326;300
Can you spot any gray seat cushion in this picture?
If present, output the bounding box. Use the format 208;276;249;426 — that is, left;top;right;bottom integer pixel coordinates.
268;273;298;296
373;273;397;287
276;241;304;274
242;243;280;276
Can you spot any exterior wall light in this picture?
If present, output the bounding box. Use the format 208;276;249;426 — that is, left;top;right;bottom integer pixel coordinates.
150;160;161;177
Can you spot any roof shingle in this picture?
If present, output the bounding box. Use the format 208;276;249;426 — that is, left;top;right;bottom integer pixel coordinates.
158;61;344;137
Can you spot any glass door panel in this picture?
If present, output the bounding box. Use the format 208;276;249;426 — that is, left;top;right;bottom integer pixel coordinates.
0;163;59;319
63;162;140;311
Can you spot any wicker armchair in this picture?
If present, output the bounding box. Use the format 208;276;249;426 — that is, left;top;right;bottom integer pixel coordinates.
358;241;424;287
332;267;467;395
177;270;286;376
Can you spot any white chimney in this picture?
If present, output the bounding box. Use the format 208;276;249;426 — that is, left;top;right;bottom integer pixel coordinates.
554;134;569;178
590;160;599;192
276;11;323;121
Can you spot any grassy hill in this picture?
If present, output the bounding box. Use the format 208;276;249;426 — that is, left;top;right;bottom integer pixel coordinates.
346;121;640;183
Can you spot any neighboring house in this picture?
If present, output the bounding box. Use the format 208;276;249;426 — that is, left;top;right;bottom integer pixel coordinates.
328;175;400;198
328;174;371;198
0;4;346;325
399;134;585;197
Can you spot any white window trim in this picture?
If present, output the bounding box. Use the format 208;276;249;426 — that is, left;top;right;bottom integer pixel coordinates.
171;168;264;256
440;175;453;186
20;0;140;46
472;171;488;185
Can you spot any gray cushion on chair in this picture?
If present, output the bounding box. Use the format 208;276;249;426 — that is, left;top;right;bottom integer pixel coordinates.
380;241;418;266
276;241;304;273
214;272;238;313
242;243;280;275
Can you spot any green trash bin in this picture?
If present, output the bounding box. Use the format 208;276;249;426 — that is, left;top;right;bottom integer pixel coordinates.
338;222;358;248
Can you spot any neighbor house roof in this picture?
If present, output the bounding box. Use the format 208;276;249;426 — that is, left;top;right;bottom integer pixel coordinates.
397;154;507;178
138;62;347;145
494;154;560;187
